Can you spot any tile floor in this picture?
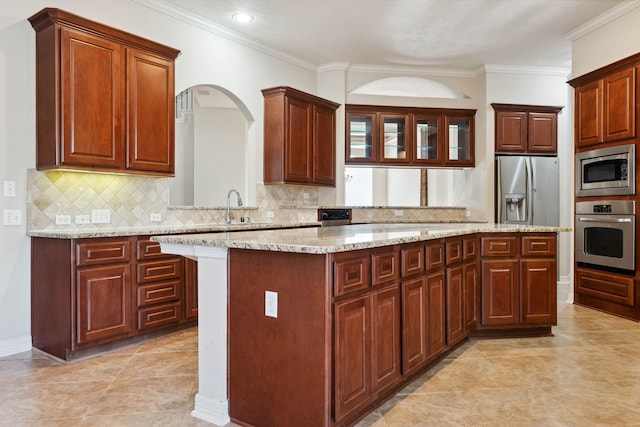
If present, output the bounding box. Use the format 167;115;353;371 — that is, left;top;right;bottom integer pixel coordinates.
1;285;640;426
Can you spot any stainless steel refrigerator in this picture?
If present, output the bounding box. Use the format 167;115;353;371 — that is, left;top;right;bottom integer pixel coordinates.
495;156;559;226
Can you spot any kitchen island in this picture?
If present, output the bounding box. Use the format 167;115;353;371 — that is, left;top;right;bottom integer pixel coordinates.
153;223;567;427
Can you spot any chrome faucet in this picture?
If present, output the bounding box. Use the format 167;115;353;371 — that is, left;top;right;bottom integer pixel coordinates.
226;189;243;224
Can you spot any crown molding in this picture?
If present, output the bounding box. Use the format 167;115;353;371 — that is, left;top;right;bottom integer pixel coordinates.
565;0;640;41
132;0;318;72
480;64;571;77
317;62;351;73
346;63;477;78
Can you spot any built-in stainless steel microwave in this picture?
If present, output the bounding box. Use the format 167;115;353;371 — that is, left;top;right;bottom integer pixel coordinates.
575;144;635;197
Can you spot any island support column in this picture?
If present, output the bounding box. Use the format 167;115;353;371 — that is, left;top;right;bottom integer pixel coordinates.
160;243;230;426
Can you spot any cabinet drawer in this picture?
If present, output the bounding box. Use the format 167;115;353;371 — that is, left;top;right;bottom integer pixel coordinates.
445;240;463;265
426;242;445;272
76;239;131;267
137;280;181;307
576;267;634;307
481;237;517;257
463;237;478;261
334;256;370;297
401;245;425;277
521;236;556;257
372;250;399;286
137;258;181;284
137;302;181;331
137;238;172;261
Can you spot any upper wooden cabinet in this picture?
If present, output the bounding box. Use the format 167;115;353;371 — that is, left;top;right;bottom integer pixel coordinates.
569;65;636;149
29;8;180;176
492;104;562;155
262;86;340;186
346;105;476;168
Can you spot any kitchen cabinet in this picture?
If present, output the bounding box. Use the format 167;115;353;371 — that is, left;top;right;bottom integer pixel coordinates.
31;235;196;361
570;66;636;148
492;104;562;155
184;258;199;320
28;8;180;176
262;86;340;186
345;105;476;167
479;234;557;330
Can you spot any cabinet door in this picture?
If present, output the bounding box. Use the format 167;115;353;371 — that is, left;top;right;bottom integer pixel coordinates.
520;259;556;324
413;114;442;165
346;112;377;163
427;271;446;357
334;295;371;421
575;80;603;147
495;111;527;153
528;112;557;154
463;261;478;333
312;104;337;185
401;277;427;374
184;258;198;320
76;264;132;346
126;49;175;174
60;28;124;169
481;259;519;325
445;115;474;166
283;96;312;183
371;285;401;394
446;265;464;346
603;67;636;143
380;113;411;164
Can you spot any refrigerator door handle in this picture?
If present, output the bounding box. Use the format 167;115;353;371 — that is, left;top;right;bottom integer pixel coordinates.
527;157;533;225
496;158;502;223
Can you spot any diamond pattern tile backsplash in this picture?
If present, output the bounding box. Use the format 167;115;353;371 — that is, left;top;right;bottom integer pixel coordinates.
27;169;467;231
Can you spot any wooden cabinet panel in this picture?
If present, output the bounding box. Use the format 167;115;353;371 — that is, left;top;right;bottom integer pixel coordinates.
446;265;464;345
334;255;370;297
495;111;527;153
481;236;517;257
520;259;556;324
136;239;172;260
76;264;131;346
445;239;463;265
76;239;131;267
136;258;181;284
29;8;179;176
463;237;478;261
401;277;427;374
126;49;175;174
184;258;199;320
372;250;399;286
576;267;634;307
463;262;478;332
334;295;371;421
603;67;635;142
137;301;181;331
137;280;181;307
60;28;123;169
379;113;411;164
481;260;519;325
522;236;556;257
313;104;337;185
401;245;425;278
493;104;560;154
284;96;312;183
371;285;401;394
426;241;445;272
427;271;446;357
528;112;557;153
575;80;603;147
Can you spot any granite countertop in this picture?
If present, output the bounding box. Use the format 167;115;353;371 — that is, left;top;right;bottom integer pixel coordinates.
26;221;320;239
152;223;570;254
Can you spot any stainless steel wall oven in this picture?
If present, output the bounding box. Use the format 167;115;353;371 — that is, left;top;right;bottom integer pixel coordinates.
575;200;635;274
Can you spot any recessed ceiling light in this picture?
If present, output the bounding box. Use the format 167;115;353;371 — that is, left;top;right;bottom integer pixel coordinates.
232;12;254;23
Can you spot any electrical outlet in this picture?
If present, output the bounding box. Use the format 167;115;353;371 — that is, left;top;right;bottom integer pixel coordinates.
91;209;111;224
465;209;472;218
76;214;90;225
266;211;275;218
3;209;21;225
4;181;16;197
394;210;404;217
303;192;310;200
150;213;162;222
265;291;278;318
55;215;71;225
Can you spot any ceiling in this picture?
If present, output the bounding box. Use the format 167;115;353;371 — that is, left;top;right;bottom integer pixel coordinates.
146;0;635;72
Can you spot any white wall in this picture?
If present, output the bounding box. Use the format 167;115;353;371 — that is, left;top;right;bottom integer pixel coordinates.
0;0;316;355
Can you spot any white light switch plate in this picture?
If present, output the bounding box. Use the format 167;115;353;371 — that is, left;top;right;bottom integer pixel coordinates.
3;209;21;225
91;209;111;224
55;215;71;225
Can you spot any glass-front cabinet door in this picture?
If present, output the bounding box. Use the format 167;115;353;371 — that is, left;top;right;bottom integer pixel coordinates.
445;115;474;166
346;112;377;163
413;114;442;165
380;113;411;163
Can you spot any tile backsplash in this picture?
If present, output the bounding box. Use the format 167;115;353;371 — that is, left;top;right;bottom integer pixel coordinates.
27;169;468;231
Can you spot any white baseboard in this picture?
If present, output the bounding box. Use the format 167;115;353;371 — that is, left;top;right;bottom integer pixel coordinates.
0;335;32;358
191;393;230;426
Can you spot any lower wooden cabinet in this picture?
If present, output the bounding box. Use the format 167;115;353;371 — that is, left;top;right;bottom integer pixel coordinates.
31;235;197;360
426;271;446;357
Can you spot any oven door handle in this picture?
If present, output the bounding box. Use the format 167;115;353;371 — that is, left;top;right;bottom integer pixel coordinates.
577;217;633;223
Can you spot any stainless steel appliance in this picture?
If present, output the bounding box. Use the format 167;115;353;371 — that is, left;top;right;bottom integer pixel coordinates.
495;156;559;226
575;200;635;274
575;144;635;197
318;208;352;226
